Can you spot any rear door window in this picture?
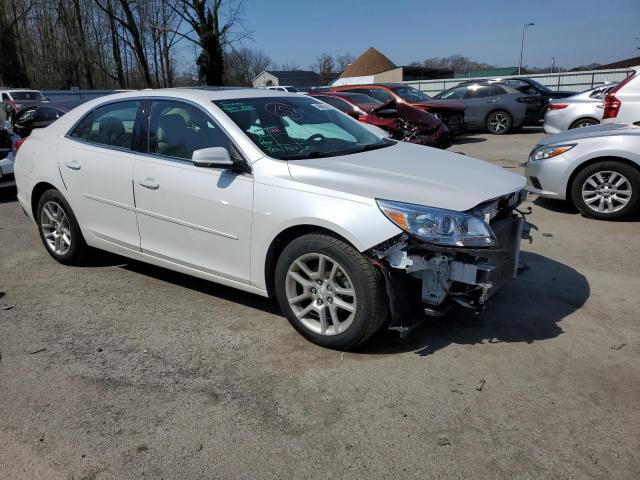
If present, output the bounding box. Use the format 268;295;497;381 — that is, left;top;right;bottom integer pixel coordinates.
69;101;140;149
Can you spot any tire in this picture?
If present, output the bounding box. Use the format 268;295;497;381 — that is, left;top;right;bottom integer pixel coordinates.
274;233;389;350
36;189;89;265
486;110;512;135
569;118;598;129
571;161;640;220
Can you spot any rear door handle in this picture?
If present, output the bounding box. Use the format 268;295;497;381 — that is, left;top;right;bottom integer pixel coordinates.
63;160;81;170
138;178;159;190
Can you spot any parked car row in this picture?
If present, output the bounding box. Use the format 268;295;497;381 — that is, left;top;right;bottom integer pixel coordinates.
526;71;640;220
305;77;631;137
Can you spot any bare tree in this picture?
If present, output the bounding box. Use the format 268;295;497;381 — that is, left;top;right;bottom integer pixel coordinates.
276;61;300;71
167;0;250;86
312;53;335;86
409;55;496;74
336;53;354;74
225;47;271;86
95;0;153;87
0;0;32;87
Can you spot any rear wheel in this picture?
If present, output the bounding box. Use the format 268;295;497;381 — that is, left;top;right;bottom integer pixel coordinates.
569;118;598;129
36;189;88;264
571;161;640;220
486;110;512;134
274;234;388;350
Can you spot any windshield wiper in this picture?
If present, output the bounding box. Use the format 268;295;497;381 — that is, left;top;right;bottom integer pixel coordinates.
342;141;394;155
283;151;333;160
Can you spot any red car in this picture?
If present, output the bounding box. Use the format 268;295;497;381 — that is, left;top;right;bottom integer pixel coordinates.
309;91;450;148
330;83;465;136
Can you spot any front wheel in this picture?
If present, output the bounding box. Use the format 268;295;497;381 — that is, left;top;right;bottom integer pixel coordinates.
571;161;640;220
274;234;389;350
36;189;88;265
486;111;512;135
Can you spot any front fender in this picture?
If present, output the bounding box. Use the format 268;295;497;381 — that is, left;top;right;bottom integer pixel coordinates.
250;181;401;291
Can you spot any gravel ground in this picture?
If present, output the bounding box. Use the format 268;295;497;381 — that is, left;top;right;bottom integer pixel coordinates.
1;127;639;479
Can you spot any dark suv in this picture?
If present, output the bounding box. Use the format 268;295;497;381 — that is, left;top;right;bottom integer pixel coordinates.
433;82;545;134
458;78;575;101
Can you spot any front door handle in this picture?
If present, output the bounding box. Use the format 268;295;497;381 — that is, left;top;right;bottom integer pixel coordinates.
63;160;81;170
138;178;159;190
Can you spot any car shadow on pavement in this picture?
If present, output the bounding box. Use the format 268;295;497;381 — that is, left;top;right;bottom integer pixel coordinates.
450;136;487;145
534;196;640;222
533;197;579;215
121;259;281;315
0;188;17;203
358;251;590;356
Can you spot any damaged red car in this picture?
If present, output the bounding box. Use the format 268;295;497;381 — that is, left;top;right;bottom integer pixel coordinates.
330;83;466;136
309;91;450;148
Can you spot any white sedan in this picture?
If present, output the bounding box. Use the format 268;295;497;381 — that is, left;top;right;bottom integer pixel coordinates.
15;88;527;349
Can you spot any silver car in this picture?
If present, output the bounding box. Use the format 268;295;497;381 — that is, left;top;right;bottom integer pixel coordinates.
525;123;640;220
543;84;616;134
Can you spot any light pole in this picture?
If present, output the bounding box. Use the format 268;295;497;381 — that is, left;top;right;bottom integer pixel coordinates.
519;22;535;75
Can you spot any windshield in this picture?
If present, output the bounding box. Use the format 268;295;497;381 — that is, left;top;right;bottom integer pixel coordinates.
215;96;393;160
390;86;432;102
11;91;45;101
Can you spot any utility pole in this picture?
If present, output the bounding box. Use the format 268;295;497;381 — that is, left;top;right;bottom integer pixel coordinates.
551;57;556;74
519;23;535;75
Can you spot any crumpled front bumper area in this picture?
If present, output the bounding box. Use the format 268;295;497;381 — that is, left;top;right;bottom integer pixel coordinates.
368;211;532;335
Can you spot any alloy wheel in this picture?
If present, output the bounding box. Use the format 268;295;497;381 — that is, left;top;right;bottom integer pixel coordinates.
285;253;357;336
488;113;509;133
581;171;632;214
573;119;598;129
40;201;72;255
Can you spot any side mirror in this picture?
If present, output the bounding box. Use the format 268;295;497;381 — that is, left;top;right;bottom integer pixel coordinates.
192;146;234;168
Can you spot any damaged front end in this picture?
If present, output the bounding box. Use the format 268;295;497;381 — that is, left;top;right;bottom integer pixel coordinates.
368;190;533;335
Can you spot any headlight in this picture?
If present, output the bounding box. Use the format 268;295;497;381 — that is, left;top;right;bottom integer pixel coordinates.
529;143;575;161
377;199;496;247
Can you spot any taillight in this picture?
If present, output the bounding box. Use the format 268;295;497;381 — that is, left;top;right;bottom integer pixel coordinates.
13;137;26;155
547;103;569;110
603;71;638;119
603;94;621;119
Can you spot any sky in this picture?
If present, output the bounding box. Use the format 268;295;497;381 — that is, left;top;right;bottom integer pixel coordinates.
226;0;639;70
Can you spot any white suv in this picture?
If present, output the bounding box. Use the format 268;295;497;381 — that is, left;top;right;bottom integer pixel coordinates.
602;71;640;124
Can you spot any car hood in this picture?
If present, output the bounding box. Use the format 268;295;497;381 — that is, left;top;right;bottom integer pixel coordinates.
286;141;525;212
412;100;465;112
536;122;640;146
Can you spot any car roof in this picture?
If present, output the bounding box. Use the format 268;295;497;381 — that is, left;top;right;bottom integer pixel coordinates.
2;89;42;93
335;83;399;89
90;87;307;103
